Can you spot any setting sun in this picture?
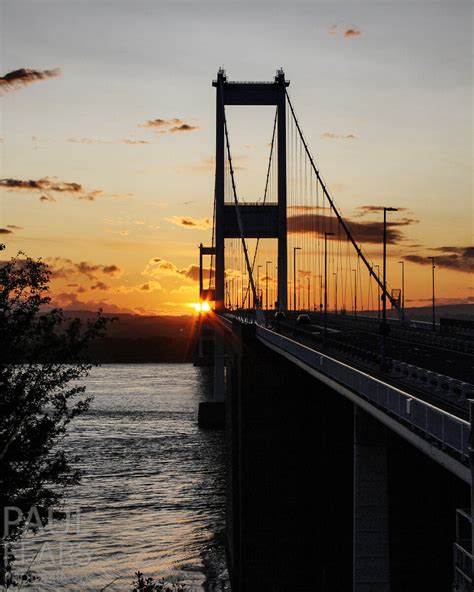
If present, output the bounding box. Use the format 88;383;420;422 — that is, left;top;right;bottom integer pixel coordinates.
192;301;211;313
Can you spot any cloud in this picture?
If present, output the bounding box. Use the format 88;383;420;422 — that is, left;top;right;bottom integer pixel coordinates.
143;257;210;284
0;228;13;235
328;25;362;38
139;118;199;136
165;216;212;230
354;205;409;217
67;137;149;145
138;281;162;292
0;67;61;95
288;212;418;243
47;257;123;280
52;292;130;314
344;28;361;38
0;176;131;203
6;224;23;230
322;132;357;140
404;247;473;273
90;281;110;291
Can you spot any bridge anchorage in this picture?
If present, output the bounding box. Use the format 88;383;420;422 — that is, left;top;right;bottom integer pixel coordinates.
195;69;474;591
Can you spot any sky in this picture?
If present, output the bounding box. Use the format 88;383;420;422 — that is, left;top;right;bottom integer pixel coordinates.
0;0;472;315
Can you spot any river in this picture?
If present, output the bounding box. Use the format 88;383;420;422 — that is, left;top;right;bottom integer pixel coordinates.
14;364;229;591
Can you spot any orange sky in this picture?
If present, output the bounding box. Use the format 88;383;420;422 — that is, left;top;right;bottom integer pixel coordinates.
0;1;472;315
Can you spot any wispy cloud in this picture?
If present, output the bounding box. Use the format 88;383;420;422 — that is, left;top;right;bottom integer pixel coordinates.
67;137;149;145
139;118;199;136
165;216;212;230
404;246;473;273
322;132;357;140
0;176;132;203
0;67;61;95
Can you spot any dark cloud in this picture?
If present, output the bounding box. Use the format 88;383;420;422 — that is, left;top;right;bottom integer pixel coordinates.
6;224;22;230
355;205;409;216
0;176;102;202
344;28;361;38
0;67;61;95
47;257;123;280
139;118;199;135
1;177;131;203
404;247;473;273
0;228;13;235
322;132;357;140
288;213;418;243
165;216;212;230
91;281;110;291
40;195;56;203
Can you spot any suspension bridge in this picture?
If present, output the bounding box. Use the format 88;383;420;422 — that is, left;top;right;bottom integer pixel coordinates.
195;69;474;591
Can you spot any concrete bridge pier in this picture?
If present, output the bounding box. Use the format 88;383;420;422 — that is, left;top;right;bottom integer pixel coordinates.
226;322;354;590
353;408;390;591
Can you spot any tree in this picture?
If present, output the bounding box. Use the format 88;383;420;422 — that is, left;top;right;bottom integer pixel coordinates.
0;247;113;585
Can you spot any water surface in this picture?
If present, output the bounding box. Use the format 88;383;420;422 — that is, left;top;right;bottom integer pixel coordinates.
15;364;229;591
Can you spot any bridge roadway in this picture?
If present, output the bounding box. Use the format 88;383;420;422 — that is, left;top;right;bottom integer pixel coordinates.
220;310;472;484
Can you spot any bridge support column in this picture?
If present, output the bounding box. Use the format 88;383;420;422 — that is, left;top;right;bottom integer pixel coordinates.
353;407;390;591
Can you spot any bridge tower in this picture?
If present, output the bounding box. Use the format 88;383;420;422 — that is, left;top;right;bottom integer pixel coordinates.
212;68;289;311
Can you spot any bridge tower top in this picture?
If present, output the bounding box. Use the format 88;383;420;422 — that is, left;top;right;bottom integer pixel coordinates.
213;68;289;311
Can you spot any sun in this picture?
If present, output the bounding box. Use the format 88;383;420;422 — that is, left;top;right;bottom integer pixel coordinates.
192;301;211;313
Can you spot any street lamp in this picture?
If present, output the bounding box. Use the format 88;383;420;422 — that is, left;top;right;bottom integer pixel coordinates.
352;269;357;315
375;264;381;319
257;265;262;308
324;232;335;337
428;256;435;330
397;261;405;322
318;274;322;312
293;247;301;311
381;207;398;368
265;261;271;310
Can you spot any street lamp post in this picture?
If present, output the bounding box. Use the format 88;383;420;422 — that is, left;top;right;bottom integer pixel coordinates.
428;256;435;330
293;247;301;311
318;275;322;312
375;264;381;319
257;265;262;308
324;232;335;337
352;269;357;316
381;207;398;368
398;261;405;322
333;272;338;314
265;261;271;310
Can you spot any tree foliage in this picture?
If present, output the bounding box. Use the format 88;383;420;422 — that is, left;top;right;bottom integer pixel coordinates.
0;247;113;583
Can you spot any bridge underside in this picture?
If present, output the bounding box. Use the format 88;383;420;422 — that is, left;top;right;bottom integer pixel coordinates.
225;322;471;591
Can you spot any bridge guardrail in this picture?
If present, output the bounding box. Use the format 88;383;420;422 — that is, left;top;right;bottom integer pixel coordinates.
256;325;470;461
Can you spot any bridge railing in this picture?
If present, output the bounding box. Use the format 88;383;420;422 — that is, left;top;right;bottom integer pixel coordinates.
255;325;470;461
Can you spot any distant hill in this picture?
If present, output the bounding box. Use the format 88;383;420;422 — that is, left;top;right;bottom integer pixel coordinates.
66;311;198;363
69;303;473;362
388;303;474;322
